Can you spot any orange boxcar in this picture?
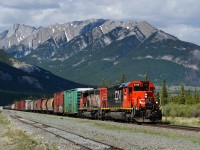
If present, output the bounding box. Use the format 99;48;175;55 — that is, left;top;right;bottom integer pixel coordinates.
47;98;54;113
53;92;64;114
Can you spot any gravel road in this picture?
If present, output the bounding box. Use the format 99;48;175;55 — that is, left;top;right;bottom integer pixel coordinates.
5;110;200;150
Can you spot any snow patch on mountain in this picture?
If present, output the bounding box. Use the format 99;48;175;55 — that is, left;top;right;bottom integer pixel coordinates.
103;36;112;45
192;49;200;59
99;25;104;33
72;59;85;67
64;28;70;41
31;55;38;58
145;55;153;59
103;56;119;62
160;55;173;61
113;61;120;65
10;58;40;73
24;50;31;56
184;64;199;70
102;58;115;61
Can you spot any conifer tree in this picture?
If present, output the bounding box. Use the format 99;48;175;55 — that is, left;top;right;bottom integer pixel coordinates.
167;91;174;104
155;90;160;103
99;78;106;87
185;89;192;105
119;74;126;83
144;74;148;81
161;79;168;105
178;84;186;104
108;80;112;86
193;87;200;104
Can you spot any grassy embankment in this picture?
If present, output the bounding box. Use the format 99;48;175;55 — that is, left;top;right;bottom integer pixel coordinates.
0;110;58;150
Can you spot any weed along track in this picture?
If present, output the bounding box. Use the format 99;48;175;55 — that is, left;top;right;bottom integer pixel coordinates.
10;114;122;150
143;123;200;132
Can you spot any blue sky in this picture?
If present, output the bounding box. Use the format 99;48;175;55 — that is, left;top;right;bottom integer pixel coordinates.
0;0;200;45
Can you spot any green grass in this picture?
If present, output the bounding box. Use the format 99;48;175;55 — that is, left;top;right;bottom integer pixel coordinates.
4;127;58;150
0;111;10;125
0;111;58;150
162;117;200;127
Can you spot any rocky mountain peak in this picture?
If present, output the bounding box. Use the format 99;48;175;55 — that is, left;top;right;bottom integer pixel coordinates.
7;23;35;37
0;19;178;60
136;21;157;38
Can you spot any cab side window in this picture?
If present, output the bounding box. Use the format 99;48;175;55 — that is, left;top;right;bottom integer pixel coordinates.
129;87;132;93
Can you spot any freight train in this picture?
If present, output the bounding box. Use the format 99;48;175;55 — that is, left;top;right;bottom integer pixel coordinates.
5;80;162;123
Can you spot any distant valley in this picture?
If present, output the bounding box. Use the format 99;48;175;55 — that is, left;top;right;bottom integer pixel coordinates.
0;49;85;105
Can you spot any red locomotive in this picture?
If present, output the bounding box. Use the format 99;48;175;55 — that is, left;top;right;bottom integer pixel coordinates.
79;80;162;122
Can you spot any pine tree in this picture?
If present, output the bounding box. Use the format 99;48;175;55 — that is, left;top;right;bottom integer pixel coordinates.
185;89;192;105
178;84;186;104
144;74;148;81
155;90;160;103
119;74;126;83
193;87;200;104
99;78;107;87
109;80;112;86
167;91;174;104
161;79;168;105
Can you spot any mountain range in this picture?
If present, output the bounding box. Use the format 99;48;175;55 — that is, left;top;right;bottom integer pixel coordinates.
1;19;200;87
0;49;85;105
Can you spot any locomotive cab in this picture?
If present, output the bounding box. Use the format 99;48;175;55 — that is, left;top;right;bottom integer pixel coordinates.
131;81;162;122
104;81;162;123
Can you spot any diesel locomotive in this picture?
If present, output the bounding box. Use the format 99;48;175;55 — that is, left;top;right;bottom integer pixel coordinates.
79;80;162;122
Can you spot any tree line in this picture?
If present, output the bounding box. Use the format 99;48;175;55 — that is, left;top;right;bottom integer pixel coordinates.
156;79;200;105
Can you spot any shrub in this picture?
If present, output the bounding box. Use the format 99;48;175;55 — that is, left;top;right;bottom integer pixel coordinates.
162;103;200;118
191;104;200;117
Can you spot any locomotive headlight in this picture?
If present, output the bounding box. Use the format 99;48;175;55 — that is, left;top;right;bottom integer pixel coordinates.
145;93;148;99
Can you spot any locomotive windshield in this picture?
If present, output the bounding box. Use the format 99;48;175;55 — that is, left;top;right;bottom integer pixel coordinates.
134;83;149;91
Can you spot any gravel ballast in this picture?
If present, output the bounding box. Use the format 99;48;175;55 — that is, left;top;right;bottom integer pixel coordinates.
4;110;200;150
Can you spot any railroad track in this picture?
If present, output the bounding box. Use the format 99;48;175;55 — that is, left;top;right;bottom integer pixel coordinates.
10;115;122;150
143;123;200;132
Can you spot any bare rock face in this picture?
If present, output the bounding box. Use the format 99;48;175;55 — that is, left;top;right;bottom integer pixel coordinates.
0;19;162;59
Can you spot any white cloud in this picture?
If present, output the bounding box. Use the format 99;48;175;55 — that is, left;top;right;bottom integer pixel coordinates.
0;0;200;45
161;24;200;45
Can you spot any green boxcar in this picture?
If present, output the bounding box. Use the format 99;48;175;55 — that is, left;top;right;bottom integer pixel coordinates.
64;88;93;115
